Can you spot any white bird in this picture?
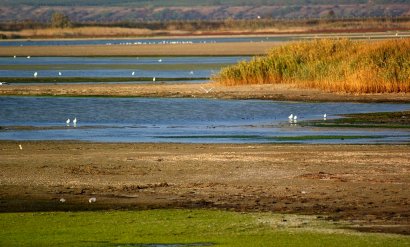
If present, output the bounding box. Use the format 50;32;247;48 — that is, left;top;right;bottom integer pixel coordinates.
33;72;38;78
27;56;31;59
153;77;156;82
288;114;293;120
60;198;66;203
293;115;298;121
66;118;70;126
189;70;194;75
132;71;135;76
323;113;327;120
58;72;62;76
158;59;162;63
13;55;16;59
200;86;214;93
18;144;22;150
73;117;77;127
88;197;96;203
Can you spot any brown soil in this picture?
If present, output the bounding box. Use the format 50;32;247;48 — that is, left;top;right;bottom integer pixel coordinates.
0;141;409;235
0;42;280;57
1;83;409;103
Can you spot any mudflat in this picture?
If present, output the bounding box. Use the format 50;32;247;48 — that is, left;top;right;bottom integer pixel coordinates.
1;83;409;103
0;141;409;234
0;42;280;57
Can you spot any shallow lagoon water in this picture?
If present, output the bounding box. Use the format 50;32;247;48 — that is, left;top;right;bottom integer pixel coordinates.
0;56;250;83
0;96;408;144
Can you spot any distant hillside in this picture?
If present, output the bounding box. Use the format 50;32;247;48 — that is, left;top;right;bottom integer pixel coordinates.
0;1;409;23
1;0;409;7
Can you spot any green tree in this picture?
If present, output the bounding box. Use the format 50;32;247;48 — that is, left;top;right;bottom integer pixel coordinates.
50;12;72;28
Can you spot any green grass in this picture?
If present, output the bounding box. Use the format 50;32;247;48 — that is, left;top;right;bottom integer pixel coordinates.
0;63;226;71
0;77;208;83
157;135;383;141
302;111;410;129
0;209;408;247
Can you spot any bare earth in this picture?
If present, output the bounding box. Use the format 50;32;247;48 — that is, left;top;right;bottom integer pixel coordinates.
1;83;410;103
0;141;409;234
0;42;280;57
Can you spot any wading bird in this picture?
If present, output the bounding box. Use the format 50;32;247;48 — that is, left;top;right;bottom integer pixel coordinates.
153;77;156;82
66;118;70;126
89;197;96;203
33;72;38;78
73;117;77;127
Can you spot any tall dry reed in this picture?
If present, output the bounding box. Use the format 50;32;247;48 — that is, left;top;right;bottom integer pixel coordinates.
213;38;410;93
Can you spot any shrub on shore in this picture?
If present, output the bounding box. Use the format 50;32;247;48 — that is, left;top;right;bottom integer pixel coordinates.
213;38;410;93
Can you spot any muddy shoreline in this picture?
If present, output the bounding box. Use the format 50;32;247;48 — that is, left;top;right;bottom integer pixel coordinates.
1;83;410;103
1;141;409;235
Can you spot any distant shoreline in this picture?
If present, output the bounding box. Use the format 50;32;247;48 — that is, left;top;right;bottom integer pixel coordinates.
1;83;409;103
0;42;281;57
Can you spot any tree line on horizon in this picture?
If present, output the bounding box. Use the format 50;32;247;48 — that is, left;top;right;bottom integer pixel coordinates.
2;0;409;7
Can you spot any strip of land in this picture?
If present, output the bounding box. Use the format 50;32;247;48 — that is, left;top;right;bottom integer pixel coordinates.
1;83;409;103
0;42;280;57
0;141;409;235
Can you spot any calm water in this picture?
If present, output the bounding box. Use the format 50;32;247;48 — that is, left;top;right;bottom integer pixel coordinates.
0;56;250;83
0;36;295;47
0;96;408;144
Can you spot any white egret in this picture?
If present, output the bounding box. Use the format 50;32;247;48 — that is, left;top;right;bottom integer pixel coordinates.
189;70;194;75
153;77;156;82
73;117;77;127
19;144;22;150
293;115;298;121
132;71;135;76
323;113;327;120
27;56;31;59
158;59;162;63
66;118;70;126
58;72;62;76
60;198;66;203
13;55;16;59
288;114;293;120
33;72;38;78
89;197;96;203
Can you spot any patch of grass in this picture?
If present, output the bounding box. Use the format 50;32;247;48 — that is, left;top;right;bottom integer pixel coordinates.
0;209;408;247
157;135;382;141
0;63;227;71
0;77;208;83
303;111;410;128
214;39;410;93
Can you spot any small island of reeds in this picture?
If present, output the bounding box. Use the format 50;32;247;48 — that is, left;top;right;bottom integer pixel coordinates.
213;38;410;93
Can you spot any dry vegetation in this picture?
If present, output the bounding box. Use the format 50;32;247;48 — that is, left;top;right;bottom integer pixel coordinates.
214;38;410;93
1;18;410;39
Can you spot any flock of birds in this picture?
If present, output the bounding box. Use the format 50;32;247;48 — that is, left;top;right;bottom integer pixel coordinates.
289;113;327;123
23;56;168;82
